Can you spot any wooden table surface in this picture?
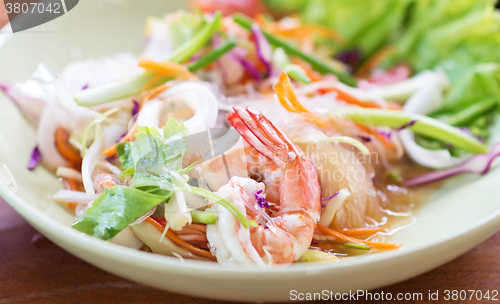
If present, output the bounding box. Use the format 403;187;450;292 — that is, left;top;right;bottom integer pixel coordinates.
1;197;499;304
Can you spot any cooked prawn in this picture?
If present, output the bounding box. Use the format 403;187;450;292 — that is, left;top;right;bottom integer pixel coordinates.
205;107;321;266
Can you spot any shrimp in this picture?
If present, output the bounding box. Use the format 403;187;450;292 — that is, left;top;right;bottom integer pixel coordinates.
205;107;321;266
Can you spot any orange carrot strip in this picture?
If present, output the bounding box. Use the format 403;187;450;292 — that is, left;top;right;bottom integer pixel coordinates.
55;128;83;163
273;25;345;44
139;58;196;80
100;122;138;157
144;217;216;260
355;123;396;150
274;72;330;128
63;176;80;210
336;227;387;237
140;83;171;108
317;224;401;250
355;45;396;79
326;87;383;109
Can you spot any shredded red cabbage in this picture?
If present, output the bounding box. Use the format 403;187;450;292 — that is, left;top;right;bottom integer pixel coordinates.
81;84;89;90
336;48;361;71
229;52;262;80
405;142;500;187
377;130;392;141
27;145;42;170
358;135;371;142
251;23;272;75
117;132;127;143
397;120;417;131
322;191;339;202
131;100;140;117
254;189;270;209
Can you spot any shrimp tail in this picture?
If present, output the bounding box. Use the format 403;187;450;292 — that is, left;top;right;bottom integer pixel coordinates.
227;106;303;164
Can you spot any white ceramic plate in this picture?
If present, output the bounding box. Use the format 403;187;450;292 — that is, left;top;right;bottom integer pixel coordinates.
1;1;500;302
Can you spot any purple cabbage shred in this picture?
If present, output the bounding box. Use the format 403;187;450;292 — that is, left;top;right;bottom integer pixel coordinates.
405;142;500;187
254;189;270;209
27;145;42;170
377;130;392;141
397;120;417;131
336;48;362;71
358;135;372;142
322;191;339;202
81;84;89;90
131;100;140;117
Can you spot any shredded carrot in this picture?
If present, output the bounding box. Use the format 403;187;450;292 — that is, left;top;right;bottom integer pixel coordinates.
325;87;383;109
274;71;330;128
144;217;216;260
55;128;83;163
256;16;345;45
101;123;138;157
355;123;396;150
140;83;171;107
317;224;401;250
139;58;196;90
272;25;345;44
336;227;387;237
355;45;396;79
63;175;80;210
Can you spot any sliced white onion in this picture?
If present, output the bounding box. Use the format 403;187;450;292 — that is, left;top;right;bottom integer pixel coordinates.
81;136;103;196
96;161;122;176
110;227;144;249
365;70;450;103
0;81;47;125
54;77;94;121
61;52;142;94
398;72;461;169
75;200;94;218
55;166;83;181
52;189;98;204
130;221;204;259
138;81;219;136
130;207;157;226
319;189;351;227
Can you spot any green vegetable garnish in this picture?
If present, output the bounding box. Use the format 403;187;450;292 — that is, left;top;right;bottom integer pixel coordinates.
343;243;371;250
72;186;167;240
333;108;488;154
73;119;253;240
189;210;217;225
233;13;356;86
434;97;497;127
74;12;223;107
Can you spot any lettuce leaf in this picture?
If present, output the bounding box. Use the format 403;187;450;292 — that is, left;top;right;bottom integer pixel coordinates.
300;0;411;57
73;119;188;240
393;0;497;71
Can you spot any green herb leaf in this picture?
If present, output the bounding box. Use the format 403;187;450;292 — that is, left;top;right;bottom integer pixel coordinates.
72;185;168;240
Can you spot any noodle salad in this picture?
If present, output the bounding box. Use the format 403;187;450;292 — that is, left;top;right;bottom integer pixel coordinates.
2;5;499;267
